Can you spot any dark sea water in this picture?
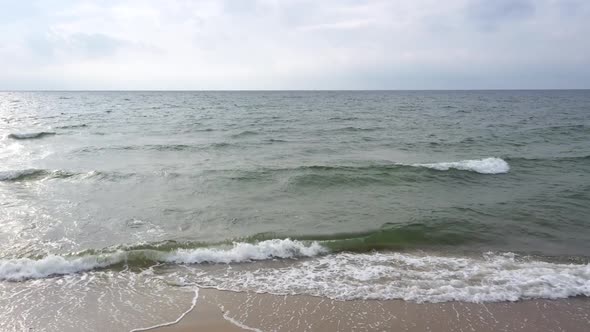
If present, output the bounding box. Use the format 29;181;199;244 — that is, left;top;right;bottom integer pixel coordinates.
1;91;589;330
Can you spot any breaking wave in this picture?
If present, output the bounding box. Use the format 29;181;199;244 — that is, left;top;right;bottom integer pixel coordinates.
0;169;48;181
1;235;589;303
0;158;510;185
0;239;326;281
412;157;509;174
3;242;588;303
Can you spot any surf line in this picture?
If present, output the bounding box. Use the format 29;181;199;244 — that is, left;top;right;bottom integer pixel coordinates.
219;304;263;332
129;288;199;332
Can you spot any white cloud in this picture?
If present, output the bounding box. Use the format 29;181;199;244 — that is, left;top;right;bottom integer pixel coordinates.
0;0;589;89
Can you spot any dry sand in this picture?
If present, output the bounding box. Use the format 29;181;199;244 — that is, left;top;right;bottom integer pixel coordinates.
150;288;590;332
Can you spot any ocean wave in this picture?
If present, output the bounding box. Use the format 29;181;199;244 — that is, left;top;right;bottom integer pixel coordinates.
264;138;288;143
235;157;510;179
0;169;131;182
0;253;125;282
230;158;509;187
0;169;81;181
55;124;87;129
328;116;360;121
0;169;47;181
74;141;238;153
412;157;509;174
7;132;56;140
507;155;590;162
230;130;258;138
289;157;510;175
0;158;508;185
526;124;589;134
2;238;589;303
329;126;382;132
70;221;483;258
0;239;326;281
193;251;590;303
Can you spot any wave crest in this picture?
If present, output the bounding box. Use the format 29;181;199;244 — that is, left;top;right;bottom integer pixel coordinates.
55;124;87;129
7;132;56;140
0;239;326;281
0;169;47;181
412;157;509;174
0;169;79;182
2;239;589;303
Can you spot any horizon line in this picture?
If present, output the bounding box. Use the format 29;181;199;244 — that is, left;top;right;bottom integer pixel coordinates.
2;88;590;92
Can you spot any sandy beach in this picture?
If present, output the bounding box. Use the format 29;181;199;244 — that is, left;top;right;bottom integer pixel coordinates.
148;288;590;332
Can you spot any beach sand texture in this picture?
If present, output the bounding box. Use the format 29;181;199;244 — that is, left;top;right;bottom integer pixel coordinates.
151;289;590;332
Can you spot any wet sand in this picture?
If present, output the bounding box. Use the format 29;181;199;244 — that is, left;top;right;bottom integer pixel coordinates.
151;288;590;332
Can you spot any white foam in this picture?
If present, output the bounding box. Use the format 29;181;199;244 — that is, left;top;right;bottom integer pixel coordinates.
0;252;127;281
411;157;510;174
5;242;589;303
191;251;590;303
0;142;25;158
129;288;199;332
220;306;263;332
163;239;327;264
0;239;326;281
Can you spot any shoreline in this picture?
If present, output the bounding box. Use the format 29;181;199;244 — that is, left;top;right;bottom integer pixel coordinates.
146;288;590;332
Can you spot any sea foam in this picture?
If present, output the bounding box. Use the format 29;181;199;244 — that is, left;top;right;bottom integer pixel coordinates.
411;157;509;174
193;251;590;303
0;239;326;281
0;253;126;281
163;239;326;264
1;242;588;303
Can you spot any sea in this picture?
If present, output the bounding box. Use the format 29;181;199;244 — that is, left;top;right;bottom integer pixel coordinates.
1;90;589;331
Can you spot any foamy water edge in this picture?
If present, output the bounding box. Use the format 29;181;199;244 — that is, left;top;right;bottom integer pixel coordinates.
1;239;589;303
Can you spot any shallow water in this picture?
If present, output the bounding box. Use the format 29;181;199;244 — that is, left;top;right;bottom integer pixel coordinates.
1;91;589;330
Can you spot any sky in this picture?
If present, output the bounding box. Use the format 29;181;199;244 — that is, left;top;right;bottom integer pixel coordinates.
1;0;589;90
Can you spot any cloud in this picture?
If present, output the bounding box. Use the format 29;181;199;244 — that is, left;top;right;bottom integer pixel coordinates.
466;0;535;30
0;0;589;89
28;33;121;59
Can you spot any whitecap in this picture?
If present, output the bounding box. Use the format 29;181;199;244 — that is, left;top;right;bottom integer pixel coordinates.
411;157;510;174
164;239;326;265
0;239;326;281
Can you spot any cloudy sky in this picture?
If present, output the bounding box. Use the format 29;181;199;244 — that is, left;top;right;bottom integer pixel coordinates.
1;0;589;90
